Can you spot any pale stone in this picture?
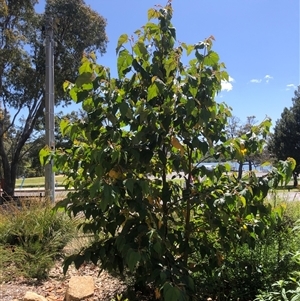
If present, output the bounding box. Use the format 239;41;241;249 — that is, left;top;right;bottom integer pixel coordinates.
65;276;95;301
23;291;47;301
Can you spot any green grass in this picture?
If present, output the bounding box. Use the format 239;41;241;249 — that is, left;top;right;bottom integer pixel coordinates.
15;175;66;188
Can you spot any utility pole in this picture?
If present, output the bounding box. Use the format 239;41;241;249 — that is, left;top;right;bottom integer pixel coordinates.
45;16;55;203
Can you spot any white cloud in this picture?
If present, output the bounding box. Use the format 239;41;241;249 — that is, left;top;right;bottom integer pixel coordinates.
221;76;234;92
250;79;262;84
264;75;273;83
286;83;297;90
249;75;273;84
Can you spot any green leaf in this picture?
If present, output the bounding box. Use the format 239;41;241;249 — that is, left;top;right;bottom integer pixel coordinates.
182;43;194;56
63;80;73;92
277;159;295;186
188;86;198;98
199;140;208;155
133;41;148;59
239;195;246;207
147;8;159;21
153;241;162;255
164;56;177;78
75;72;93;87
79;61;93;75
82;97;94;112
132;59;150;80
163;282;181;301
139;179;149;195
120;101;129;117
134;29;142;36
116;34;128;54
63;255;76;275
261;161;272;167
95;165;104;177
195;50;204;62
89;52;96;61
117;49;133;79
186;98;195;115
74;254;85;269
95;65;108;80
69;86;78;102
39;146;51;166
101;184;111;211
125;178;135;194
140;149;154;164
77;90;89;103
60;119;70;136
115;235;126;252
203;51;219;66
221;162;231;172
147;83;159;101
126;249;141;271
144;22;159;36
90;180;100;198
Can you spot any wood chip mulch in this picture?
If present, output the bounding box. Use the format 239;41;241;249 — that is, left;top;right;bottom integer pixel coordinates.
0;260;127;301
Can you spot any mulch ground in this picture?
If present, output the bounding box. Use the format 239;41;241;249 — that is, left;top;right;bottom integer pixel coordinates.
1;260;127;301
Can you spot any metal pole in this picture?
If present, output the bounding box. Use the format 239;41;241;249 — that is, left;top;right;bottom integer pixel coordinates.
45;16;55;203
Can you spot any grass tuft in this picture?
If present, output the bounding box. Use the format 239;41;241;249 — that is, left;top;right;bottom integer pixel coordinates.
0;199;78;280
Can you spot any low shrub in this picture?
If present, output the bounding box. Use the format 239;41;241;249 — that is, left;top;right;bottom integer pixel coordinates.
194;199;300;300
255;249;300;301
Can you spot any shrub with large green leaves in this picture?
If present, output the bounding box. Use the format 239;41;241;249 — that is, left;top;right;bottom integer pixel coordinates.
43;2;295;300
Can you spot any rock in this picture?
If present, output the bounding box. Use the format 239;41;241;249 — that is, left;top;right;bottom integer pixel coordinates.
24;291;48;301
65;276;94;301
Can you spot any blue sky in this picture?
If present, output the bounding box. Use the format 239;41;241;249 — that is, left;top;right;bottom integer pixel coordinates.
36;0;299;128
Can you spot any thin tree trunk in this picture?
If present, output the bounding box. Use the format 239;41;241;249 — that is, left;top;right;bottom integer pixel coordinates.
293;172;298;187
238;161;243;180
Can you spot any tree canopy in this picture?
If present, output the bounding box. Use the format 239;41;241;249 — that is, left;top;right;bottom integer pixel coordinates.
269;86;300;173
226;115;270;178
0;0;108;196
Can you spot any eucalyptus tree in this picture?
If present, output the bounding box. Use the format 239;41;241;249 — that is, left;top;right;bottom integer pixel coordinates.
0;0;107;196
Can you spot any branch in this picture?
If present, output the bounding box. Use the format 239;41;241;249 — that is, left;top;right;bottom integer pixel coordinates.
12;94;44;167
19;136;43;160
22;93;43;134
0;100;22;138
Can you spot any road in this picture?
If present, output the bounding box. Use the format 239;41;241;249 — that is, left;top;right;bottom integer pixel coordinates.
267;191;300;202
